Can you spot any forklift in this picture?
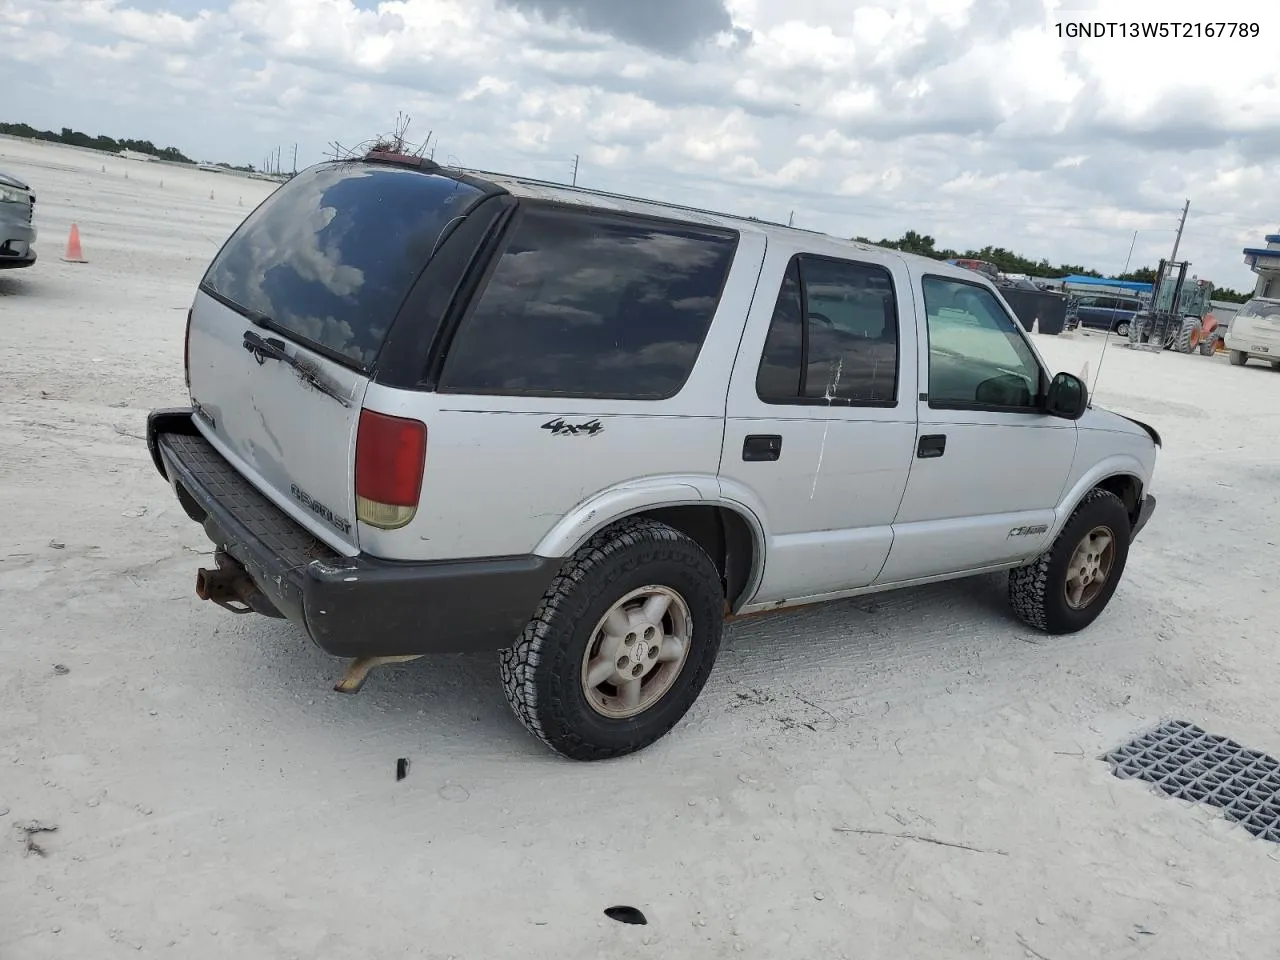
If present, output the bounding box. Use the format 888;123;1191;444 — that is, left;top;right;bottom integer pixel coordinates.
1125;257;1220;355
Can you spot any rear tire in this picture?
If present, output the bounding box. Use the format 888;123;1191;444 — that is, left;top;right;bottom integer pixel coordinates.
1271;361;1280;371
1115;320;1130;337
1008;489;1132;635
1229;350;1248;366
499;518;724;761
1198;338;1217;356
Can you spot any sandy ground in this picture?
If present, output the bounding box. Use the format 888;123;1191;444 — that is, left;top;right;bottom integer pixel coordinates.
3;137;1280;960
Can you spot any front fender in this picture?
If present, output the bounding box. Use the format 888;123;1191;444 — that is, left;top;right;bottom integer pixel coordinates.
1052;454;1149;538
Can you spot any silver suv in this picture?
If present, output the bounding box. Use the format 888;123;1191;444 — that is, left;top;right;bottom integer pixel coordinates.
147;150;1160;760
0;170;37;269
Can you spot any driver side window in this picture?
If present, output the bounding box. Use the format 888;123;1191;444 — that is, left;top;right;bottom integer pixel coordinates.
922;276;1044;411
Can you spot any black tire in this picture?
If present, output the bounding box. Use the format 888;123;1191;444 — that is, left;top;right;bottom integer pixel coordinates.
1174;317;1197;353
1008;488;1132;635
1115;320;1130;338
1198;338;1217;356
1229;350;1248;366
1127;317;1143;345
1271;361;1280;371
499;518;724;761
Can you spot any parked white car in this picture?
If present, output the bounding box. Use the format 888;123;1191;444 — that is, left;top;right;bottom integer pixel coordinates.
147;151;1160;760
1224;297;1280;368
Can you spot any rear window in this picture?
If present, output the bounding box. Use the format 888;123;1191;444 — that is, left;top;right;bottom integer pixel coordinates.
201;162;485;369
1240;299;1280;321
437;206;738;400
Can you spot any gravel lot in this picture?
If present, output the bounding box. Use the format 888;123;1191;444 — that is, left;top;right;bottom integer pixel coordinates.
3;136;1280;960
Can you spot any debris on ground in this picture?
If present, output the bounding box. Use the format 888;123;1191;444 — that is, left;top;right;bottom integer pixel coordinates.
17;821;58;857
604;906;647;925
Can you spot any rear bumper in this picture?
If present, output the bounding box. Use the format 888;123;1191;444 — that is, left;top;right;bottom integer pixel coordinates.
1132;494;1156;540
1223;331;1279;357
147;408;558;658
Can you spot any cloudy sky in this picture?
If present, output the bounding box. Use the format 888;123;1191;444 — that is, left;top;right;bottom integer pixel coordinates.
2;0;1277;290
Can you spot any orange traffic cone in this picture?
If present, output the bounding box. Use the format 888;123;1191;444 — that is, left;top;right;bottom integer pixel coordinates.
61;224;87;263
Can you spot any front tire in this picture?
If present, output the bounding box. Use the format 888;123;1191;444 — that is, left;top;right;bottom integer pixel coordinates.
1008;489;1132;635
1174;317;1198;353
1229;350;1248;366
499;518;724;761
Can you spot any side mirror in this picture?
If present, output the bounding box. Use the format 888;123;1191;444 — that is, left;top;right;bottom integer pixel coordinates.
1045;371;1088;420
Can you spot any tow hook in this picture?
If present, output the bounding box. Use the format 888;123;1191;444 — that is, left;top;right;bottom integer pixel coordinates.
334;655;424;695
195;551;260;614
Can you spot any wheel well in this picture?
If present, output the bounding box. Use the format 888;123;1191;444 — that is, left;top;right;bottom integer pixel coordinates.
1095;474;1142;528
623;505;758;610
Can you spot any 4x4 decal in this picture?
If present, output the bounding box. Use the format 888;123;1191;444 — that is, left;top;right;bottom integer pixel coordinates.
541;418;604;437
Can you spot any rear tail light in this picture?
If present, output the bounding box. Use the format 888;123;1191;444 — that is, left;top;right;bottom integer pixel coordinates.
355;409;427;530
183;307;192;389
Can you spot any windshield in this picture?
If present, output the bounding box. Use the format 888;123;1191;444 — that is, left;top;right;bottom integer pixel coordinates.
1239;299;1280;322
201;162;485;369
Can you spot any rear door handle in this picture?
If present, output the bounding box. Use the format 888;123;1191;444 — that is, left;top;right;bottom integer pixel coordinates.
917;434;946;458
742;434;782;462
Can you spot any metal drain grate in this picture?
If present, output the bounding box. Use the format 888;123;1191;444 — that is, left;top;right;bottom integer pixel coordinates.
1101;720;1280;843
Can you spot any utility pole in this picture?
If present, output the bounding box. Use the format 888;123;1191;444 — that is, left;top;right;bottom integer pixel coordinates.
571;154;579;187
292;144;298;174
1169;198;1190;263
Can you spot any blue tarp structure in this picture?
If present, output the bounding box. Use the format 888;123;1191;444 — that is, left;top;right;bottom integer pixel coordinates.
1060;274;1153;294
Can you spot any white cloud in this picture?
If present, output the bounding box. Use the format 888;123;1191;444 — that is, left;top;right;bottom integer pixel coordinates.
1;0;1278;289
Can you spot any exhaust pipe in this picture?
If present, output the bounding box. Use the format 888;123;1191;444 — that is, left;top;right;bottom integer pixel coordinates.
195;551;267;615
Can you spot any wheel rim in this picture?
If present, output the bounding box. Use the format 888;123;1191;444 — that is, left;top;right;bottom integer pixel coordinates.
1063;525;1116;610
580;585;693;719
1117;322;1128;336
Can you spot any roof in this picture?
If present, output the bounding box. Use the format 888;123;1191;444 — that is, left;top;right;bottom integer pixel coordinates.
1242;248;1280;258
459;166;984;283
1265;235;1280;244
1060;274;1153;293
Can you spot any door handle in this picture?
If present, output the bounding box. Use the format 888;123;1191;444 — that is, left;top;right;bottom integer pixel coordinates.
917;434;946;459
742;434;782;462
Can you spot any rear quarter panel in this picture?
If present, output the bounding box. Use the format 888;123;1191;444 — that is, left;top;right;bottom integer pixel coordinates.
357;232;769;562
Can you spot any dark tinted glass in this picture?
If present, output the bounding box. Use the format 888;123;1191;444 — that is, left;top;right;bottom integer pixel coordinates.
438;208;738;399
754;261;803;400
800;257;898;402
202;162;484;369
756;255;899;404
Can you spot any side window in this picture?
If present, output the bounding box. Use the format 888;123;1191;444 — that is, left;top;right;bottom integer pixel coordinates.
921;276;1044;411
437;207;738;400
755;254;899;405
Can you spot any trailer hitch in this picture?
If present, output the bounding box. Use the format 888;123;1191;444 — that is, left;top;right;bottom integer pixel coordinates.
195;551;267;615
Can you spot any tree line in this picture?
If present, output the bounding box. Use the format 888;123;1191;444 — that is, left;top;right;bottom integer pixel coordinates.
1;121;195;164
0;121;258;173
860;229;1253;303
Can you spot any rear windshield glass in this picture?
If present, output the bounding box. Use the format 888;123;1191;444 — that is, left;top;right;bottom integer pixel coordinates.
1240;299;1280;321
201;162;484;368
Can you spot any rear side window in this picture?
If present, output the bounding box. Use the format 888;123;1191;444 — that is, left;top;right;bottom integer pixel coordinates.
202;162;485;369
755;254;899;405
437;207;738;400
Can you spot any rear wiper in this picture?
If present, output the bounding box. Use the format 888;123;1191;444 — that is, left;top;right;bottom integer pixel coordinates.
242;330;351;407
